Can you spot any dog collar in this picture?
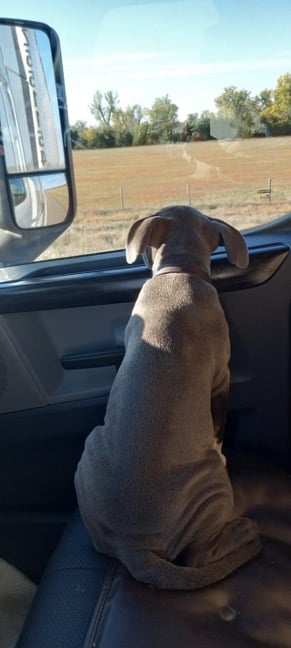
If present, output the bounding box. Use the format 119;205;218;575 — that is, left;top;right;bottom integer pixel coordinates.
154;266;211;282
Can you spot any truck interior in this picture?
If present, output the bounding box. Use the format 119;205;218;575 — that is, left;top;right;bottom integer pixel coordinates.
0;3;291;647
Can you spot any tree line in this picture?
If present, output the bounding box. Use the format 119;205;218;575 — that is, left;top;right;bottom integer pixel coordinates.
70;73;291;149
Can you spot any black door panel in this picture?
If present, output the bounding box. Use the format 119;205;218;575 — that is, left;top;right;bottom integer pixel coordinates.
0;303;130;412
0;242;288;313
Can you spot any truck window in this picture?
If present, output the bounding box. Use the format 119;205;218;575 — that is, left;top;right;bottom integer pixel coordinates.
1;1;291;266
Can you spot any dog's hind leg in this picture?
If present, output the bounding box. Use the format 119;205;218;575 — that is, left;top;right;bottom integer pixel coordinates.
126;519;261;590
180;516;260;568
211;370;230;444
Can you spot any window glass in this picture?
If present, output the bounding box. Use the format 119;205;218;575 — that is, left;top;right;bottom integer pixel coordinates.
2;0;291;263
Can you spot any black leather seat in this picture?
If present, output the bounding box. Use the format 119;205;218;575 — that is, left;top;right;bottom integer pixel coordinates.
17;456;291;648
16;512;116;648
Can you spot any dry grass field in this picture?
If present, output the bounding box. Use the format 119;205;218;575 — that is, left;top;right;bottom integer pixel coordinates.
40;136;291;260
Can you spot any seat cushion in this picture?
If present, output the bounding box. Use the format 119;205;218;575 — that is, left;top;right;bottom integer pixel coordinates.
17;455;291;648
16;512;117;648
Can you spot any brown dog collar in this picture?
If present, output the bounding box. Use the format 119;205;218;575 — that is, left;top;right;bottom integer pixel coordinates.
154;266;211;282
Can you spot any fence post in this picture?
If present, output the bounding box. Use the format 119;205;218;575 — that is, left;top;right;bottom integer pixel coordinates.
120;186;125;209
257;177;272;202
187;183;191;205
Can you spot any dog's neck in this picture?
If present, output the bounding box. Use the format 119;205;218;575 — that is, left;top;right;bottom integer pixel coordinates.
153;265;211;282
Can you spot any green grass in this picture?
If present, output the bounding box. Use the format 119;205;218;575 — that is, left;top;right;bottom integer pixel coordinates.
39;137;291;260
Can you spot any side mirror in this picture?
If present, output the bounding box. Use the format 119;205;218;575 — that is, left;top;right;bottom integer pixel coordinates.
0;19;76;264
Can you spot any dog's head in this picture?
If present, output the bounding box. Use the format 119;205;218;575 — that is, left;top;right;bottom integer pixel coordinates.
126;205;249;273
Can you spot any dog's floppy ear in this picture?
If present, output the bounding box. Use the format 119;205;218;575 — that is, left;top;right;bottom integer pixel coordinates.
126;216;169;264
126;216;154;264
211;218;249;269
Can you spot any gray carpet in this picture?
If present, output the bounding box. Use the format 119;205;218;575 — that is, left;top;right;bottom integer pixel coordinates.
0;559;36;648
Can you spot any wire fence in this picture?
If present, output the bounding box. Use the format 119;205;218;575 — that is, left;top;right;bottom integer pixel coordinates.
90;178;285;216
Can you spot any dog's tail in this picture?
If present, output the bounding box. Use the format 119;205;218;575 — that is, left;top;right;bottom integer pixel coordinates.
127;521;261;590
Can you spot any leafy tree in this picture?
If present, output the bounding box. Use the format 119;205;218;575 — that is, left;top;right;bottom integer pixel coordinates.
90;90;119;127
70;120;88;148
70;121;115;149
89;90;121;148
133;121;151;146
260;73;291;135
196;111;214;140
147;94;179;143
215;86;250;117
255;89;273;111
183;113;199;141
214;85;261;137
183;111;214;141
83;127;100;149
80;74;291;148
112;104;147;147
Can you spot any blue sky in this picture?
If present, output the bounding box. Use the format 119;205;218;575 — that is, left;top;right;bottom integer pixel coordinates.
2;0;291;124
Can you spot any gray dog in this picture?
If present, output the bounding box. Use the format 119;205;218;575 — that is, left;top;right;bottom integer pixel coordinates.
75;205;261;590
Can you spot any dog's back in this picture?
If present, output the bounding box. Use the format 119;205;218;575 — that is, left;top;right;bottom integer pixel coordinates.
76;274;238;575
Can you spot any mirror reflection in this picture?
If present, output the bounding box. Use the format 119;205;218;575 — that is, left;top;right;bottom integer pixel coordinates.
0;24;65;174
9;173;69;228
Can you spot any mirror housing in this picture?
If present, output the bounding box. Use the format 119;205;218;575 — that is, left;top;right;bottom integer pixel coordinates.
0;18;76;264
